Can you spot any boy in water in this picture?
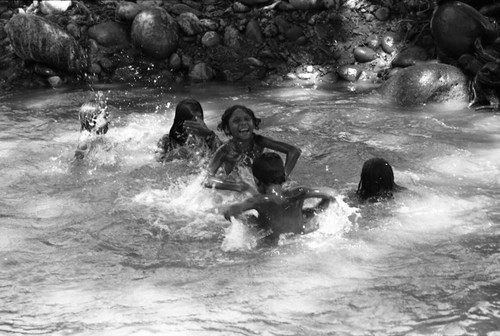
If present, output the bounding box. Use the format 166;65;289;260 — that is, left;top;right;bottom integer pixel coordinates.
74;101;110;159
221;152;336;239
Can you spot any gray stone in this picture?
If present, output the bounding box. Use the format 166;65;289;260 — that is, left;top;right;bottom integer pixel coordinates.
201;31;220;47
88;21;129;48
177;12;205;36
379;63;469;105
224;26;242;49
5;14;88;73
189;62;215;81
131;8;179;60
115;2;143;22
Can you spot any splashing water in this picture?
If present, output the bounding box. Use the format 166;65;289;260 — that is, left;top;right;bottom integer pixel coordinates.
1;84;500;336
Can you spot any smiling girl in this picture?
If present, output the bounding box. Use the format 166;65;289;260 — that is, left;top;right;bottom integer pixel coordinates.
204;105;301;192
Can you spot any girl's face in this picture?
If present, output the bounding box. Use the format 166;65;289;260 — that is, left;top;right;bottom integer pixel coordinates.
227;109;255;140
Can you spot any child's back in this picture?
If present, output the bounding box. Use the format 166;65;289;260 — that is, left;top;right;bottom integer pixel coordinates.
222;153;335;239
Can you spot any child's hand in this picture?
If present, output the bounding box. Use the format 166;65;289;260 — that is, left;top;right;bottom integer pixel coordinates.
209;205;232;221
223;209;233;221
183;118;212;137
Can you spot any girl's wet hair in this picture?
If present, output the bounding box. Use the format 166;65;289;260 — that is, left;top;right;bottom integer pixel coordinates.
252;152;286;185
217;105;261;136
169;98;203;144
356;157;398;200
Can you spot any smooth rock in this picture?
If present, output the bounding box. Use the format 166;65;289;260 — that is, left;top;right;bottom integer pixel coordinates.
391;46;428;68
48;75;63;88
177;12;205;36
189;62;215;81
354;46;377;63
201;31;220;47
115;2;143;22
381;33;397;53
131;8;179;59
431;1;497;59
5;14;88;73
88;21;129;47
374;7;390;21
338;64;363;82
379;63;469;105
365;34;380;50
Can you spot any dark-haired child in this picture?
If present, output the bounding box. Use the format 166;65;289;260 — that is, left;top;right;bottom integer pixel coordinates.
204;105;301;192
355;157;405;202
155;98;221;163
221;152;335;240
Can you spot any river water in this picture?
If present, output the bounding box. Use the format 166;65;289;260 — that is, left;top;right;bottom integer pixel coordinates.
1;82;499;335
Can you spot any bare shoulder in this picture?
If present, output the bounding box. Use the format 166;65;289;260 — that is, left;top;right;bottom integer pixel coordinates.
249;194;278;204
285;186;308;199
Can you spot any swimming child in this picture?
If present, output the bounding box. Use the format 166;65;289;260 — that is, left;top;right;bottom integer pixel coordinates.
74;101;110;159
221;152;335;240
79;101;110;135
204;105;301;191
355;157;405;202
155;98;221;163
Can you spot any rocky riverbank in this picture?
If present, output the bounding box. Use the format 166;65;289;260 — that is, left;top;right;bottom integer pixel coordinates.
0;0;447;91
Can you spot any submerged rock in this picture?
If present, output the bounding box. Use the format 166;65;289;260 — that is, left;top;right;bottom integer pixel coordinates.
5;14;88;74
379;63;469;105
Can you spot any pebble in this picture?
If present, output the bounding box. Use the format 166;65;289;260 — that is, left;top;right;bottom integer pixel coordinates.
354;46;377;63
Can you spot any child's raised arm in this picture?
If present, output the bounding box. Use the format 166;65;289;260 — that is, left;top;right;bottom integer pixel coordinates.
222;196;263;220
300;187;336;213
260;136;301;178
204;175;255;193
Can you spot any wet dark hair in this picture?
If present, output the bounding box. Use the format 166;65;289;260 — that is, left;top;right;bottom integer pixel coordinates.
252;152;286;185
356;157;398;200
169;98;203;145
79;102;109;135
217;105;261;136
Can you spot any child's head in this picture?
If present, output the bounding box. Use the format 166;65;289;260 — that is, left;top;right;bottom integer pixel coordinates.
356;157;396;200
217;105;261;137
175;98;203;121
252;152;286;189
79;102;109;135
170;98;204;144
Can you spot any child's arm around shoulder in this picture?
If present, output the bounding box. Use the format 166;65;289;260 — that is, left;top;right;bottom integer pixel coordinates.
259;136;301;177
290;186;336;212
302;187;337;199
204;175;256;193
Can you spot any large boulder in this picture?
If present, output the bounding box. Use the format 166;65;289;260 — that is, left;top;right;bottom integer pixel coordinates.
431;1;498;60
88;21;129;48
378;63;469;105
5;14;88;74
131;7;179;60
